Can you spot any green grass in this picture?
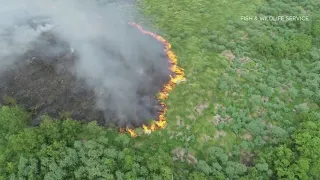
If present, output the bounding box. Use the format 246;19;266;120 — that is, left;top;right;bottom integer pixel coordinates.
0;106;30;152
135;0;320;156
134;0;264;151
1;0;320;178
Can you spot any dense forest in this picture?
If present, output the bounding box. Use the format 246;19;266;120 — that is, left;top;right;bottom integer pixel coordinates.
1;0;320;179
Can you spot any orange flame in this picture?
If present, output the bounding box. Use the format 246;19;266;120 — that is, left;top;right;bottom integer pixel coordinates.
47;5;184;137
123;22;186;137
127;128;137;138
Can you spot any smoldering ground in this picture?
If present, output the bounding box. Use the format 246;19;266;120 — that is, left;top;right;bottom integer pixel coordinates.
0;0;171;127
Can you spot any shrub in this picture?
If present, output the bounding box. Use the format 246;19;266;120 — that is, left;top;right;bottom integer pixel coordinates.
217;45;226;52
226;25;235;33
209;34;218;41
200;28;209;35
225;41;236;50
313;23;320;36
288;33;312;57
310;48;320;61
252;35;273;57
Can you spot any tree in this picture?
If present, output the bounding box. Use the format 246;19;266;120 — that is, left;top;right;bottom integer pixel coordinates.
294;103;310;114
281;59;292;71
288;87;299;99
272;145;295;179
272;39;289;58
269;126;288;144
264;112;320;179
246;121;267;137
301;88;314;99
255;163;269;172
225;161;247;179
257;83;273;97
197;160;212;175
206;147;229;166
252;35;273;57
312;21;320;36
188;171;207;180
288;33;312;58
0;106;29;148
310;48;320;61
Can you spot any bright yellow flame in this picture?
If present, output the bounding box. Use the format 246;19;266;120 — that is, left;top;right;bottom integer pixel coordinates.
122;22;186;137
127;128;137;138
142;124;151;134
43;8;184;137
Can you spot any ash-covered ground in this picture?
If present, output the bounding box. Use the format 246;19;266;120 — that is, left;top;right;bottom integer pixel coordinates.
0;1;171;128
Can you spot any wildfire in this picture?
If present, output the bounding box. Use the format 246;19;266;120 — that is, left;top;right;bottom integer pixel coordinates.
48;4;184;137
123;22;186;137
127;128;137;138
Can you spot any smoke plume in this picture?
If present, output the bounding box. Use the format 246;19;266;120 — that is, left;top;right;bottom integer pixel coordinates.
0;0;171;127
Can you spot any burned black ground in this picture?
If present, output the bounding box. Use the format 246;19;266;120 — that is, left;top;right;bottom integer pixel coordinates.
0;28;170;128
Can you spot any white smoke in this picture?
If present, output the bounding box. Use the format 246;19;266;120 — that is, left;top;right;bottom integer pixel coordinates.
0;0;170;126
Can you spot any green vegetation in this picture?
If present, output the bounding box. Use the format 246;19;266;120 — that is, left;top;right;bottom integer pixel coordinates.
1;0;320;179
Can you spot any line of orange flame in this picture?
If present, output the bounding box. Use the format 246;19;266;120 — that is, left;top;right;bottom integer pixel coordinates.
47;4;185;137
122;22;186;137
